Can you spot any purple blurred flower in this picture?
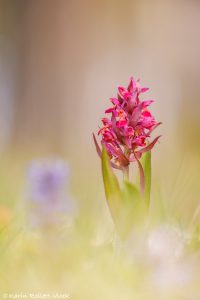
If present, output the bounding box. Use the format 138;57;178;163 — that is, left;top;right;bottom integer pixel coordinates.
27;159;75;228
28;160;68;202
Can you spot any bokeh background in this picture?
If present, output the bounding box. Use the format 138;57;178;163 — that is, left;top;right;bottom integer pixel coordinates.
1;0;200;216
0;1;200;298
1;0;200;151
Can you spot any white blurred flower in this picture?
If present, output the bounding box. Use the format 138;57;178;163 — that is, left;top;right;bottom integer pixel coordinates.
151;260;194;293
146;224;195;293
147;224;185;263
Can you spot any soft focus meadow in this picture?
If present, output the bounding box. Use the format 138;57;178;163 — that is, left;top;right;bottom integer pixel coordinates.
1;1;200;299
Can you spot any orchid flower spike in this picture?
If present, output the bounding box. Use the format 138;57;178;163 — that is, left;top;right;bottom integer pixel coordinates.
93;77;161;192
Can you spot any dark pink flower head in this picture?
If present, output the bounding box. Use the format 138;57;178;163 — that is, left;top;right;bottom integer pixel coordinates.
94;77;161;172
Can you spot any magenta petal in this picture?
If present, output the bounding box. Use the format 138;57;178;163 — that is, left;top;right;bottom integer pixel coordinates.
116;119;127;128
105;107;115;113
117;93;123;103
130;102;143;126
127;77;136;93
140;87;149;93
137;136;161;154
148;122;162;135
93;134;122;170
110;98;120;106
118;86;126;96
142;100;154;108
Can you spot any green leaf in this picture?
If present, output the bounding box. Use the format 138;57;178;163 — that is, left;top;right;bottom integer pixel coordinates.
101;147;148;239
139;151;151;207
121;181;148;236
101;147;122;231
123;180;141;205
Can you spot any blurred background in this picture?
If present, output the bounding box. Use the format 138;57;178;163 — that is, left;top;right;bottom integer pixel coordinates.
0;0;200;222
1;0;200;150
1;1;200;298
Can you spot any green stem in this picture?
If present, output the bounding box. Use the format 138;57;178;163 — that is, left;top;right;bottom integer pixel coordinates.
123;166;129;181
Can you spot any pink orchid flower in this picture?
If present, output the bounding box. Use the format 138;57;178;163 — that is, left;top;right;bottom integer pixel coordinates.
93;77;161;192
